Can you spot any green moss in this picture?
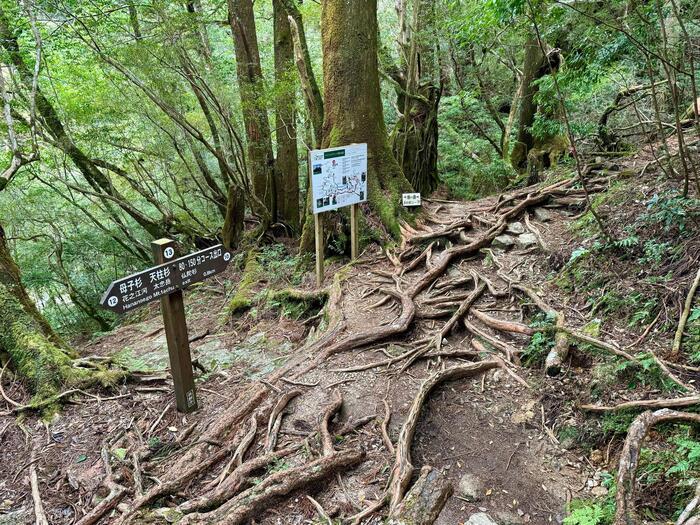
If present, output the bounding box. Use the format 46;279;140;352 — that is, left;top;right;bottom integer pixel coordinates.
0;283;126;409
220;251;261;320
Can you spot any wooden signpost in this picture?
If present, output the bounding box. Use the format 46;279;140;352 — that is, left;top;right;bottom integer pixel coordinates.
309;143;368;287
100;240;232;413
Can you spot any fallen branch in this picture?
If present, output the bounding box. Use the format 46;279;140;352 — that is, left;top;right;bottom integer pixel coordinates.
581;396;700;412
615;409;700;525
672;267;700;358
29;452;48;525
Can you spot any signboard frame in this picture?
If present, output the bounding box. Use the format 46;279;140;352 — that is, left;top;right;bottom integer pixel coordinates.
309;143;366;287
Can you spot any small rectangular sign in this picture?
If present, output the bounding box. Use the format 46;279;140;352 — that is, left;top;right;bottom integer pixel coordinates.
310;143;368;214
402;193;422;207
100;244;231;314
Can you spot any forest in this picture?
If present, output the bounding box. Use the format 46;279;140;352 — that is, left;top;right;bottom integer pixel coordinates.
1;0;699;523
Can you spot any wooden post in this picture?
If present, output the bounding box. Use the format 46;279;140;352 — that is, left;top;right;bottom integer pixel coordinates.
314;213;324;287
152;239;198;413
350;203;359;260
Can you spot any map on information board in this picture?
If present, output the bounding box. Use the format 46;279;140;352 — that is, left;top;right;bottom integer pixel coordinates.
310;143;368;214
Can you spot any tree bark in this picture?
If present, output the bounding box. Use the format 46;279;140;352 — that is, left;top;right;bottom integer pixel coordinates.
227;0;276;221
391;0;442;196
222;185;245;249
274;0;300;232
300;0;412;252
282;0;323;148
511;36;543;171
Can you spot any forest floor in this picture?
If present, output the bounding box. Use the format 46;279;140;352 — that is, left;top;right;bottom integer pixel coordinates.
1;143;699;525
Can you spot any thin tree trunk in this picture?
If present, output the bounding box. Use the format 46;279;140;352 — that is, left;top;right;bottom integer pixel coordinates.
511;35;542;171
283;0;323;148
274;0;300;232
227;0;276;221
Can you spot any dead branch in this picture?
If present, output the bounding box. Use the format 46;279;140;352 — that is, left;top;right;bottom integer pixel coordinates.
29;452;48;525
581;396;700;412
672;267;700;358
615;409;700;525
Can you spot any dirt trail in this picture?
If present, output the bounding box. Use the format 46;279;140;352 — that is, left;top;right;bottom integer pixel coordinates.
0;179;611;525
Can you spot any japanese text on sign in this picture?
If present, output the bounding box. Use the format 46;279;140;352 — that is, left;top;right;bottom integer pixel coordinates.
100;245;231;314
310;143;368;214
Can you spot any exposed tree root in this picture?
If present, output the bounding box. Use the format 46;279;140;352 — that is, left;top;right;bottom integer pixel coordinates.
75;448;127;525
581;396;700;412
265;390;301;452
388;465;453;525
615;409;700;525
180;449;365;525
320;389;343;455
388;360;501;512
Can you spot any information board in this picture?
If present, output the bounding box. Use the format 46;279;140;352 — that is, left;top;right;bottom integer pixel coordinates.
402;193;422;207
100;244;231;314
310;143;368;214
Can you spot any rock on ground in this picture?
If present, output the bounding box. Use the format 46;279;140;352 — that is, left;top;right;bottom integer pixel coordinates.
506;222;526;235
515;233;538;249
492;234;516;249
466;512;500;525
458;472;484;501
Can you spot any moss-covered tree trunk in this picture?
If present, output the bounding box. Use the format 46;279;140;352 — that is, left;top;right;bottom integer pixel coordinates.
274;0;300;232
300;0;412;252
510;36;543;172
228;0;276;221
391;0;442;196
0;225;80;399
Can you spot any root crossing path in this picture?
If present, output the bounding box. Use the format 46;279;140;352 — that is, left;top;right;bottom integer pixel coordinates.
78;177;620;524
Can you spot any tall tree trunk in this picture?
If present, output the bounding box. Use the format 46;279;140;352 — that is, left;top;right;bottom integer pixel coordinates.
274;0;300;232
391;0;442;195
228;0;276;222
283;0;324;148
299;0;412;253
0;226;62;347
510;36;543;171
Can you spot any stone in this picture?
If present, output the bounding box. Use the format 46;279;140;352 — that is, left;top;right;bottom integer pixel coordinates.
466;512;499;525
0;508;32;525
534;208;553;222
458;473;484;501
506;222;526;234
493;510;525;524
515;233;538;249
492;234;516;249
591;486;608;497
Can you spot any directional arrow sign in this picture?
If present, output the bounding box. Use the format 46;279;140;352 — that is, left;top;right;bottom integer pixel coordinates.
100;244;231;314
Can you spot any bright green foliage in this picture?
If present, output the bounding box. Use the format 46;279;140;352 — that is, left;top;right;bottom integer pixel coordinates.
523;312;556;366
